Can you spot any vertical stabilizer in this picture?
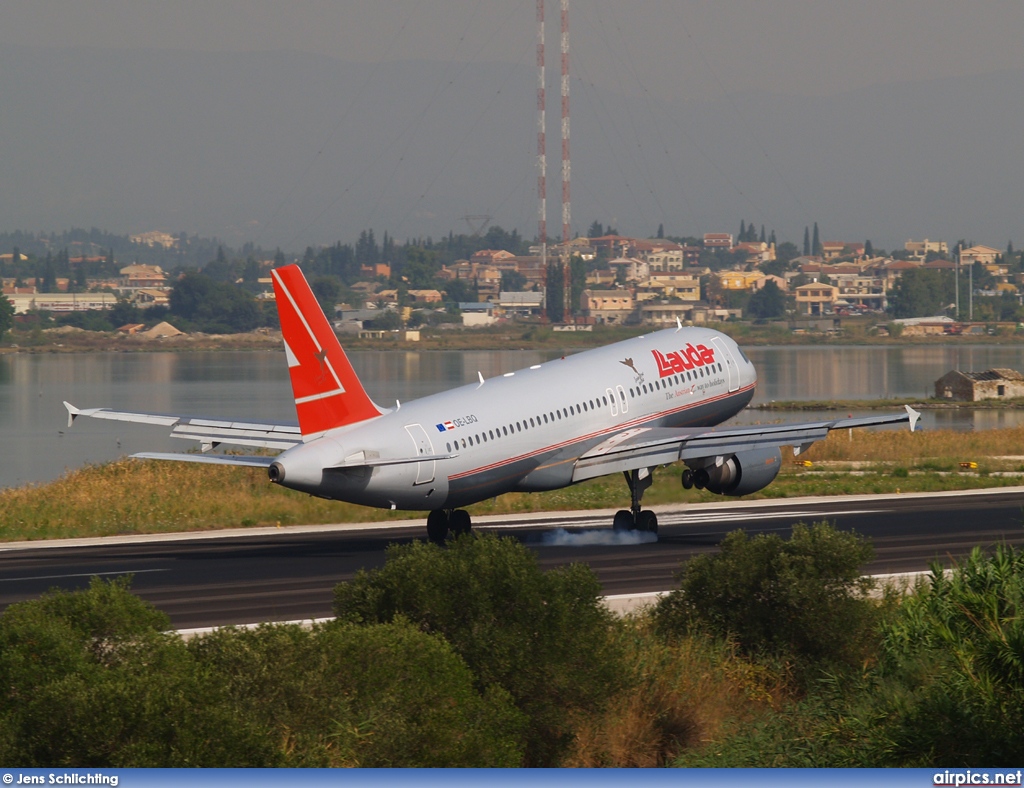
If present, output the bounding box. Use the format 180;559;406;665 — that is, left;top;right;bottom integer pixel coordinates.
272;265;382;437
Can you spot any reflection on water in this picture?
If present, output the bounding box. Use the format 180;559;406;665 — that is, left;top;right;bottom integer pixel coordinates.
2;345;1023;489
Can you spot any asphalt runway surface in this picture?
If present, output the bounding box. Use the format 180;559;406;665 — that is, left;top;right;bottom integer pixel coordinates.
2;488;1023;629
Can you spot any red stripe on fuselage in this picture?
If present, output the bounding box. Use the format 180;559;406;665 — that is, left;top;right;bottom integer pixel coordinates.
446;381;755;484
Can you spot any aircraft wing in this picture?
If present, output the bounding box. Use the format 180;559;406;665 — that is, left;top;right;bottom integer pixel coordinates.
63;401;302;452
571;405;920;482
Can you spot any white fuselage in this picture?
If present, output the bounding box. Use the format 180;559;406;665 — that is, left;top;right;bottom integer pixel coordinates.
273;327;757;511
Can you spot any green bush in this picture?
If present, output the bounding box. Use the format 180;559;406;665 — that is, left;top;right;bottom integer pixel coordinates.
875;545;1024;764
0;577;275;766
653;522;877;671
192;619;524;767
0;577;523;767
333;533;626;766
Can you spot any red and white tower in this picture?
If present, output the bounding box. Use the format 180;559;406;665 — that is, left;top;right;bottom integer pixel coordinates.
560;0;571;244
536;0;547;266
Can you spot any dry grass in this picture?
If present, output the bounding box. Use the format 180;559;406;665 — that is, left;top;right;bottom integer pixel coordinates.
0;459;423;541
563;617;790;767
3;427;1023;542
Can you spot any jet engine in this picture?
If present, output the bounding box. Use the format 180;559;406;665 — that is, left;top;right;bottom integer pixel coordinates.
683;446;782;496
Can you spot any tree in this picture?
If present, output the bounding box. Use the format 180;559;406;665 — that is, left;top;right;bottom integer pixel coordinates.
568;255;587;318
545;261;565;323
0;294;13;343
776;241;800;265
654;522;877;673
310;276;342;315
443;278;476;305
803;226;810;256
587;221;604;238
109;298;140;329
656;223;664;239
812;222;821;257
746;280;786;319
864;239;874;257
888;268;956;318
500;270;526;292
333;534;624;766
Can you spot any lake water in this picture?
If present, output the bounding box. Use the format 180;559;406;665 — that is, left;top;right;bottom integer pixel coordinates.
3;344;1024;490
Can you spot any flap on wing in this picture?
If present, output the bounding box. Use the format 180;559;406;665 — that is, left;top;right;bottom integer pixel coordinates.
572;406;918;483
65;401;302;451
131;452;277;468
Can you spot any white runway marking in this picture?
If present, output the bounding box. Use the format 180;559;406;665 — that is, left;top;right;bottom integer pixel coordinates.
0;568;170;583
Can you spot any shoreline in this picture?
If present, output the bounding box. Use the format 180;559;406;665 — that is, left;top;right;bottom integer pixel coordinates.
6;323;1024;354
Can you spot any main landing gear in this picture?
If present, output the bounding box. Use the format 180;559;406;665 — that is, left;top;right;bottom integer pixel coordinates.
612;468;659;535
426;508;472;544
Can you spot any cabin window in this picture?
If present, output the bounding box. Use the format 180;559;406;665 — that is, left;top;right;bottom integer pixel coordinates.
502;426;508;436
642;385;648;394
461;439;466;449
619;390;626;403
556;410;561;420
446;442;451;452
602;396;608;406
488;429;494;440
563;408;568;418
529;418;535;427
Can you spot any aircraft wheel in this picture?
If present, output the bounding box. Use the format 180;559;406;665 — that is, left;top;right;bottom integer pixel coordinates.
426;510;450;544
612;510;634;531
693;468;710;490
637;510;658;535
681;469;694;489
449;509;472;537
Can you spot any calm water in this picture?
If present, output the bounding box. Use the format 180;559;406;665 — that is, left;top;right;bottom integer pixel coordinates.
3;344;1024;490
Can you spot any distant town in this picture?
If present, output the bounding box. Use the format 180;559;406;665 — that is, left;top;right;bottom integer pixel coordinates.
0;223;1020;343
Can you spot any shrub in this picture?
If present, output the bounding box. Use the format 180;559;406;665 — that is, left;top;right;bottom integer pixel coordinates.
333;533;626;765
876;545;1024;764
191;619;524;767
653;522;877;671
0;577;275;766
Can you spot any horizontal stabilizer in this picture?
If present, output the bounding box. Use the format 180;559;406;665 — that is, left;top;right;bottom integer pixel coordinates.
63;402;301;451
131;453;277;468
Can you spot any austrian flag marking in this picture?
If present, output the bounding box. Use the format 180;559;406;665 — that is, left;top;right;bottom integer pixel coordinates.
652;343;716;378
436;421;456;433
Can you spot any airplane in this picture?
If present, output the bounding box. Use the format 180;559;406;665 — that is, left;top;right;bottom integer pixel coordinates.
65;264;920;543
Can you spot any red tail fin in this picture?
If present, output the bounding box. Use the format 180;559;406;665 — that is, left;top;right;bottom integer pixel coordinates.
272;265;381;436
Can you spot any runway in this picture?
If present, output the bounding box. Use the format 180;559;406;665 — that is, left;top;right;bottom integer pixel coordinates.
1;487;1022;629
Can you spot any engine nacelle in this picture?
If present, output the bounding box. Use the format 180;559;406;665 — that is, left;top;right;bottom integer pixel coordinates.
701;446;782;496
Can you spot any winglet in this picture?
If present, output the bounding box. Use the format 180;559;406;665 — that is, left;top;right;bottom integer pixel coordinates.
63;401;80;428
905;404;921;433
272;265;383;437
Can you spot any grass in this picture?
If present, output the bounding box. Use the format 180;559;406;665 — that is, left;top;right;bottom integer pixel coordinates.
563;618;791;767
2;426;1024;542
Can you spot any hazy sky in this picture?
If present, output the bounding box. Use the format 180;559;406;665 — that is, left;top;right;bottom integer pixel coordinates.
7;1;1024;102
5;2;1024;249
